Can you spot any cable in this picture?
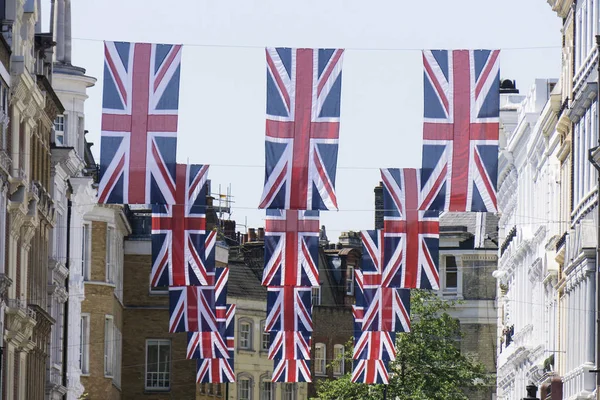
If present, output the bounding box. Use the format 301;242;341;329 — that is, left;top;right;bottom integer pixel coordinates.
70;37;561;52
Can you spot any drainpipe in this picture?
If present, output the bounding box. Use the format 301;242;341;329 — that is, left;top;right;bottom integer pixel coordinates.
62;198;71;396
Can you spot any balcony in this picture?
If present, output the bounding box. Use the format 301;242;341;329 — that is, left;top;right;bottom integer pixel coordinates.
4;298;37;350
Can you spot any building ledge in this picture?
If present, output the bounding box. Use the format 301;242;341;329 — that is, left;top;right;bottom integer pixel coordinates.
4;299;37;349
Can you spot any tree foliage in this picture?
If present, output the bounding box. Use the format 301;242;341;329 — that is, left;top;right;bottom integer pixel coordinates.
316;290;493;400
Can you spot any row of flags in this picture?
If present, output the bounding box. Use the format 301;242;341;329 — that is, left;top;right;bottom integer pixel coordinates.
97;40;500;385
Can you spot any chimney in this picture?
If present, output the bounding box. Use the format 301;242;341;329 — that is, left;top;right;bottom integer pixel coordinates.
257;228;265;241
374;183;384;230
224;220;236;240
248;228;257;242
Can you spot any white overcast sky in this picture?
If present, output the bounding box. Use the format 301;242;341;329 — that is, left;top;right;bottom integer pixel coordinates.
43;0;561;241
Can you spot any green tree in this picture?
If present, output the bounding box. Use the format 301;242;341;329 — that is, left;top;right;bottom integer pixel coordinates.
316;290;493;400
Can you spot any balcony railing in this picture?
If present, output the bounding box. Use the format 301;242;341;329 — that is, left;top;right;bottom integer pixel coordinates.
0;149;10;174
6;298;37;319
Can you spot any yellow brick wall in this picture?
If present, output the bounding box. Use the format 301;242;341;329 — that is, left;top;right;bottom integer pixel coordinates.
91;221;107;282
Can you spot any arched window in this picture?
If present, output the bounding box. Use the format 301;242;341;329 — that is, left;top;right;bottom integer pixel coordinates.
259;374;274;400
238;373;254;400
260;320;270;351
315;343;326;375
333;344;345;376
238;318;254;350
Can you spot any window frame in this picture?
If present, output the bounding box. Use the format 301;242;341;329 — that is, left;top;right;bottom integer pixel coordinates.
333;344;345;376
260;320;270;352
104;315;114;377
444;255;458;291
315;343;326;376
282;383;297;400
238;319;253;350
79;313;90;375
145;339;171;391
345;266;355;295
237;373;253;400
312;286;321;306
54;114;65;145
259;376;274;400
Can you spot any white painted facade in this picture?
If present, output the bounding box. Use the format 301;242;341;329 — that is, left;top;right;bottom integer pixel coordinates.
496;79;568;399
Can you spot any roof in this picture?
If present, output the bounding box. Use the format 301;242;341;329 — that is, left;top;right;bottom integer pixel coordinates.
440;212;498;249
227;259;267;301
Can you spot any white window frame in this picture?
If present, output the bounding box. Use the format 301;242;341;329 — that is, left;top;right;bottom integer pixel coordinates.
333;344;344;376
345;266;354;295
239;319;253;350
312;286;321;306
104;315;114;376
113;326;122;388
54;114;65;145
282;383;297;400
259;378;274;400
82;222;91;280
238;373;253;400
80;313;90;375
260;320;270;352
145;339;171;391
106;225;115;284
315;343;326;376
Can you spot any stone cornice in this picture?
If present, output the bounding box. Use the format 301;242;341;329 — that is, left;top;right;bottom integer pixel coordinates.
51;146;82;177
547;0;574;18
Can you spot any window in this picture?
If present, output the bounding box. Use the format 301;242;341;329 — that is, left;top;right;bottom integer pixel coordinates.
82;223;91;280
54;115;65;145
312;286;321;306
315;343;326;375
145;339;171;391
238;375;252;400
239;320;253;350
114;327;122;387
106;226;115;283
260;379;274;400
345;266;354;295
333;344;344;376
282;383;296;400
79;314;90;374
260;321;270;351
104;316;114;376
0;187;6;273
445;256;458;290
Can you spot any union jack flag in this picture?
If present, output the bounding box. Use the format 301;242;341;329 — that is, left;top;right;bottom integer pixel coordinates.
421;49;500;212
262;210;320;287
98;41;182;205
354;271;411;332
268;331;311;361
351;359;389;384
259;48;344;211
151;164;211;287
196;354;235;383
265;286;312;334
381;168;440;289
353;331;396;361
169;268;229;333
361;230;401;288
272;359;312;383
187;304;235;360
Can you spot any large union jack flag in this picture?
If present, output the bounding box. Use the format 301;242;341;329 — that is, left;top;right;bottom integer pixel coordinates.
259;47;344;211
268;331;311;361
187;304;235;360
351;359;389;384
421;49;500;212
354;271;411;332
151;164;211;287
262;210;320;287
381;168;440;290
98;41;182;205
196;354;235;383
353;331;396;362
265;286;313;334
169;268;229;333
272;359;312;383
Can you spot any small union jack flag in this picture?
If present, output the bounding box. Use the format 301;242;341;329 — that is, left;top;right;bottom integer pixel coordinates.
187;304;235;360
353;331;396;362
354;271;411;332
361;230;401;288
421;49;500;212
196;354;235;383
351;359;389;384
381;168;440;290
99;41;182;205
262;210;320;287
265;286;313;334
168;268;229;333
259;47;345;210
272;359;312;383
268;331;311;361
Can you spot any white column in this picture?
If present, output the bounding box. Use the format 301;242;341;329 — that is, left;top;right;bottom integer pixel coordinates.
587;274;595;363
55;0;65;62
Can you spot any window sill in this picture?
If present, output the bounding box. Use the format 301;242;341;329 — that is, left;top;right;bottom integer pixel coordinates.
237;348;255;355
144;388;171;393
80;373;90;377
